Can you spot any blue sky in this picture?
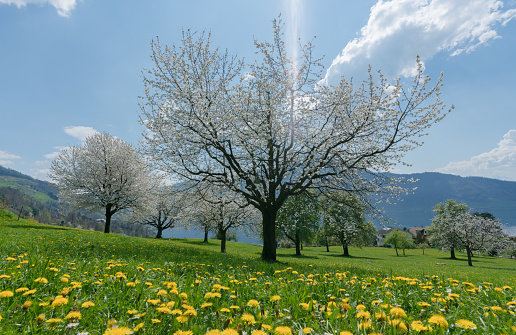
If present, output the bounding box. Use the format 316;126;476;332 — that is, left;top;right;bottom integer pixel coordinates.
1;0;516;182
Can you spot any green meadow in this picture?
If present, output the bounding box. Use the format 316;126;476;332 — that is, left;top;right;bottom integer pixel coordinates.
1;209;515;334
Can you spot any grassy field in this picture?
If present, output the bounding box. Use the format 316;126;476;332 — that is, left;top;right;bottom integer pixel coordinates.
1;209;515;334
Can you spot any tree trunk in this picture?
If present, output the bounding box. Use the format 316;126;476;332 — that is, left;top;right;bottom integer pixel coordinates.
403;248;406;256
104;204;113;233
395;248;399;256
466;247;473;266
156;227;163;239
295;229;301;256
203;226;209;243
325;237;329;252
450;246;456;259
261;206;277;262
342;244;349;257
220;226;227;253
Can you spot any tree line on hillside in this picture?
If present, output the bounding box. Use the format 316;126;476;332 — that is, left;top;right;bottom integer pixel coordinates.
0;186;153;238
49;18;451;262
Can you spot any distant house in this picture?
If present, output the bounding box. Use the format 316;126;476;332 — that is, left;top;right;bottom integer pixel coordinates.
377;226;398;246
410;227;428;241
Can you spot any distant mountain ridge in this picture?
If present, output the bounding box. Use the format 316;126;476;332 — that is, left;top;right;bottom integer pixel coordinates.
381;172;516;229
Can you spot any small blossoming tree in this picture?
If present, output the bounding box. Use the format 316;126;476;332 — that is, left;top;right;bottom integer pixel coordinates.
50;132;157;233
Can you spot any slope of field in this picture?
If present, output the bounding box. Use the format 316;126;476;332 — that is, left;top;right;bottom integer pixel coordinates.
1;209;515;334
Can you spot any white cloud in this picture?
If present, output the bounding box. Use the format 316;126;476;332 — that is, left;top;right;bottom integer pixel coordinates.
436;129;516;181
0;150;21;166
323;0;516;85
64;126;98;141
0;0;77;17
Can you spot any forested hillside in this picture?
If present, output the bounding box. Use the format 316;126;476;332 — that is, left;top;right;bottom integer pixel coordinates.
0;165;152;237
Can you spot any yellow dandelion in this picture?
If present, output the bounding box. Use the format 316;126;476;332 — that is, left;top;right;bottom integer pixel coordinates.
270;295;281;302
356;304;366;311
156;307;173;314
358;320;372;330
201;302;213;308
127;309;139;315
389;318;408;333
251;331;266;335
390;307;407;318
428;314;449;328
410;320;433;332
247;299;260;307
81;301;95;308
205;330;220;335
241;313;256;324
418;302;431;307
220;308;230;313
134;322;144;332
45;318;63;323
491;306;504;312
0;290;14;298
339;332;353;335
103;327;133;335
23;289;36;296
171;309;182;315
303;328;313;334
356;310;371;320
15;287;28;293
176;315;188;323
65;311;82;320
174;331;193;335
179;292;188;300
275;326;292;335
455;319;477;330
34;277;48;284
221;328;238;335
183;309;197;317
22;301;33;308
147;299;160;305
156;289;167;296
51;296;69;308
299;302;309;310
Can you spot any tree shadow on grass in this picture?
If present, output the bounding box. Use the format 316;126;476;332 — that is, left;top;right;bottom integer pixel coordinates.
324;253;380;260
276;253;320;260
4;223;67;231
173;239;216;246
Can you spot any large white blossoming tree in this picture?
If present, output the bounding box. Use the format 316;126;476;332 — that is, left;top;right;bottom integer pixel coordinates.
140;20;451;261
49;132;157;233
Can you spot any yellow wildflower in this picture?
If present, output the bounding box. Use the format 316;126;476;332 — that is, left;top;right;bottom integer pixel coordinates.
455;319;477;330
247;299;260;307
0;290;14;298
275;326;292;335
428;314;449;328
241;313;256;324
103;327;133;335
390;307;407;318
45;318;63;323
81;301;95;308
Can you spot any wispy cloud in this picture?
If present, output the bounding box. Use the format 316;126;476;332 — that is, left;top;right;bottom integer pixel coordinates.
436;129;516;181
0;0;77;17
0;150;21;166
323;0;516;84
64;126;98;141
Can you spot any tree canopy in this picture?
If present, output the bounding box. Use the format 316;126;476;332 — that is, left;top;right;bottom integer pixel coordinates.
140;20;451;261
50;132;156;233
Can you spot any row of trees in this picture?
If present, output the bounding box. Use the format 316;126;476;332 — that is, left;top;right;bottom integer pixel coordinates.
50;19;452;261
